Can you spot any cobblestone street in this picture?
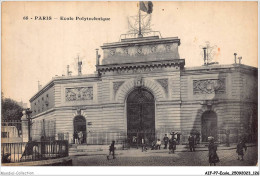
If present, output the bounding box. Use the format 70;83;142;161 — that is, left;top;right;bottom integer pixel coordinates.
72;146;257;166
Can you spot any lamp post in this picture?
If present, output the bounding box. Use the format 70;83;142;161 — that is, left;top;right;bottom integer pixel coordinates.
25;108;32;142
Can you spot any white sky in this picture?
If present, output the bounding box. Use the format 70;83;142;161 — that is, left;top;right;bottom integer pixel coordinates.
1;1;258;105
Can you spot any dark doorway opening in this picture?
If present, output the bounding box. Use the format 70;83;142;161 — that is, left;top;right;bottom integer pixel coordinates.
73;115;86;144
127;88;155;146
201;111;218;142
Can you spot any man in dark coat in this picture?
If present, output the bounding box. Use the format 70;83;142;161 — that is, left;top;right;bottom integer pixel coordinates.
172;138;177;153
236;140;247;161
188;134;195;152
107;140;116;160
208;137;219;166
73;130;79;144
176;133;181;145
226;129;230;147
163;134;169;149
168;138;173;154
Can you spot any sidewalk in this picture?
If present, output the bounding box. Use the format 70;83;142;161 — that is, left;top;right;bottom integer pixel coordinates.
69;143;257;157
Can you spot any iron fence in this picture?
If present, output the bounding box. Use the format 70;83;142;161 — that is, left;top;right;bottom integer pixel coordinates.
1;140;68;163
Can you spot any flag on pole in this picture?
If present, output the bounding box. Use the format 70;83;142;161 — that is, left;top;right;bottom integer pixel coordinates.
140;1;153;14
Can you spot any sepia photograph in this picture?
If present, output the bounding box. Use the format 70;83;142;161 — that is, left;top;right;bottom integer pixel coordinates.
1;1;258;175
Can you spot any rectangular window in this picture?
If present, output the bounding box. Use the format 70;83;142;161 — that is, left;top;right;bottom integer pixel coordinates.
2;132;9;138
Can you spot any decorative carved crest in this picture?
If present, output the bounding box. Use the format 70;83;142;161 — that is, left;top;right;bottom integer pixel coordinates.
150;45;157;53
65;87;93;101
165;44;171;52
156;78;168;94
76;108;81;115
123;48;129;55
110;49;116;56
136;47;143;55
134;77;144;87
193;79;225;95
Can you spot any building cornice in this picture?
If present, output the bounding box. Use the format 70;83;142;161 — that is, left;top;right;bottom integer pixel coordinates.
101;37;180;49
182;64;257;76
97;59;185;76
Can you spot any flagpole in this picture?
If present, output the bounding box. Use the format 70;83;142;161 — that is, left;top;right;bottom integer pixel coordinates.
138;2;142;38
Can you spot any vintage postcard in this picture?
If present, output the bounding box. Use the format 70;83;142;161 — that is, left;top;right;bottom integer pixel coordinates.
1;1;258;175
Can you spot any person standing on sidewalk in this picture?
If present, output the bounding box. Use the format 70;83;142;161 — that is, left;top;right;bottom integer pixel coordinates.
132;135;137;148
172;138;177;153
226;129;230;147
163;134;169;149
188;134;195;152
236;140;247;161
78;131;83;144
141;137;147;152
155;139;161;150
168;138;173;154
208;137;219;166
176;133;181;145
73;130;79;144
107;140;116;160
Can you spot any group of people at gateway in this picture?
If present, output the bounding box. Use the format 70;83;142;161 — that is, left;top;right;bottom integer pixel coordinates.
106;132;248;166
73;130;84;144
130;132;181;154
72;130;248;166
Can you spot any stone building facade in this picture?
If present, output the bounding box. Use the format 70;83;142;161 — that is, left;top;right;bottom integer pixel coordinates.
29;35;258;145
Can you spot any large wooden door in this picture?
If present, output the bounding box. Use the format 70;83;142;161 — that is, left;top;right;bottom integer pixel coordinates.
127;88;155;145
201;111;217;142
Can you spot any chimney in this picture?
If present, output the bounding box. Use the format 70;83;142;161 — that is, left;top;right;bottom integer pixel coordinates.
203;47;207;65
77;56;82;76
67;65;72;76
38;81;42;91
96;49;100;70
234;53;237;64
238;56;242;65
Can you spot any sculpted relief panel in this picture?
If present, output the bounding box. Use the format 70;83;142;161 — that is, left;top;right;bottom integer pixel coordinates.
108;44;173;57
65;87;93;101
113;81;124;96
156;79;168;95
193;79;225;95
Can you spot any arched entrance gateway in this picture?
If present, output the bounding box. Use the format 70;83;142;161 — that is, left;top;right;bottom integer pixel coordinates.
73;115;86;144
127;88;155;146
201;111;218;142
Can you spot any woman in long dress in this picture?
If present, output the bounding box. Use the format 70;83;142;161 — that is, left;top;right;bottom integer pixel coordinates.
208;137;219;166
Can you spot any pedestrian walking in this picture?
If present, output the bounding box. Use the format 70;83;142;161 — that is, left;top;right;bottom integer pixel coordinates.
107;140;116;160
163;134;169;149
208;137;219;166
188;134;195;152
73;130;79;144
169;138;177;154
236;140;247;161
